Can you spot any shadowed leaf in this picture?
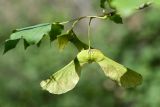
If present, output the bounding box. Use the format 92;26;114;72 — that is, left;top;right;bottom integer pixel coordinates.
49;23;64;42
3;39;20;54
109;14;123;24
58;33;70;50
24;39;30;49
57;30;89;51
69;31;89;51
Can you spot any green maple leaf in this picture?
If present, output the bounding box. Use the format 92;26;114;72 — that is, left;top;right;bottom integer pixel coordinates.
3;23;64;54
3;23;89;54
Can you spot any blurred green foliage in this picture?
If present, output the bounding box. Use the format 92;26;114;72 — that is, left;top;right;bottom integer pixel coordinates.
0;0;160;107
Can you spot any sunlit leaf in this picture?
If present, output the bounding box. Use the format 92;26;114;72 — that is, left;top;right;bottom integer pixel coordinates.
97;56;142;88
57;30;74;51
10;23;51;44
3;23;65;53
4;23;51;53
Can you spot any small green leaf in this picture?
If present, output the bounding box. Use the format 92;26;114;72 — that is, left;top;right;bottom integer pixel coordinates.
49;23;64;42
109;14;123;24
4;23;51;53
97;56;142;88
11;23;51;44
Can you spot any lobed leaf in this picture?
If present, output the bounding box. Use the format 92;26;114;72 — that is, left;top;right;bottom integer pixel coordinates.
3;23;64;54
3;22;89;53
10;23;51;44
